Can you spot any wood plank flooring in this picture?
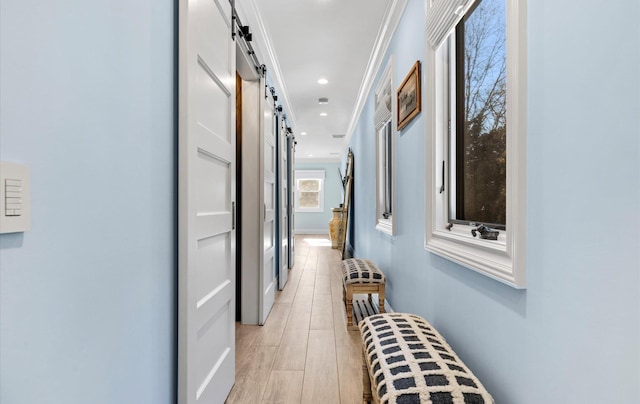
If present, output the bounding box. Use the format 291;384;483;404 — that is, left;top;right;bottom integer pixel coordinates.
226;235;364;404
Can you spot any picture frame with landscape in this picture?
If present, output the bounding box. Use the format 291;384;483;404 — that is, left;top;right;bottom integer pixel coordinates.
397;61;421;130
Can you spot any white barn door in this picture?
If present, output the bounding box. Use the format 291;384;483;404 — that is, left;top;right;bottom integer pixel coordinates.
287;135;296;268
277;112;289;290
178;0;235;402
261;88;276;324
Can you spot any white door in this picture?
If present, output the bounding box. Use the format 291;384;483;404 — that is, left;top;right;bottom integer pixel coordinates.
287;135;296;268
278;113;289;290
178;0;235;402
261;88;276;324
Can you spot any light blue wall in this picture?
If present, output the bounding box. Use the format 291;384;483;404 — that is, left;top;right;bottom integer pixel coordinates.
348;0;640;403
294;161;343;233
0;1;176;403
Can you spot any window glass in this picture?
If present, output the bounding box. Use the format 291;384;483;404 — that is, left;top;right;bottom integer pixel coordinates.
383;121;392;217
294;170;325;212
298;179;321;209
451;0;506;227
298;179;320;192
374;59;395;234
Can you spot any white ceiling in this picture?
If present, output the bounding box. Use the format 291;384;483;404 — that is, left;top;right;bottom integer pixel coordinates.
237;0;392;162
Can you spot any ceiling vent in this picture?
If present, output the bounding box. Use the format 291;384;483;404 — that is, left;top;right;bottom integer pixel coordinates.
318;97;329;104
332;134;345;139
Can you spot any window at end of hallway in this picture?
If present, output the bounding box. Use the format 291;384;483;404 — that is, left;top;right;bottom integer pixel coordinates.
295;170;325;213
424;0;527;288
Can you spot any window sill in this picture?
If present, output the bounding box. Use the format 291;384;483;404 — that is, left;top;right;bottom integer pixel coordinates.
376;218;394;236
296;208;324;213
425;227;524;289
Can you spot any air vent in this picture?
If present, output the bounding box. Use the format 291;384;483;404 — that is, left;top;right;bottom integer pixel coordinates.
318;97;329;104
332;134;345;139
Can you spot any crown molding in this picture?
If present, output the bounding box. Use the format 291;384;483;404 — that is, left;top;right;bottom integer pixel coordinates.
235;0;297;129
295;157;341;164
342;0;408;154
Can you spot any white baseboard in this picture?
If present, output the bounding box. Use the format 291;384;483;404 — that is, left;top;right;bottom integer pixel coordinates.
352;293;394;314
294;229;329;235
371;294;394;313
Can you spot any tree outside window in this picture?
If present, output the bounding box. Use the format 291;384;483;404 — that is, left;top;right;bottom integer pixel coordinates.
452;0;506;228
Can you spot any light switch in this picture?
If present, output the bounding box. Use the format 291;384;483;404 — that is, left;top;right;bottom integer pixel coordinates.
0;162;30;233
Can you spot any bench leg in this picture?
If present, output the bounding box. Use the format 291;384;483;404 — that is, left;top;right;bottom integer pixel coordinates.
345;285;354;327
362;349;372;404
378;285;385;314
342;282;346;304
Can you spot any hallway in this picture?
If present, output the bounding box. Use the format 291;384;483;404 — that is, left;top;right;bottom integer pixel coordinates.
226;235;363;403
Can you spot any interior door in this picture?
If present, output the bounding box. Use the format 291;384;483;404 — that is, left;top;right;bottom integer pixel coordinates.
178;0;235;402
277;112;289;290
261;86;276;324
287;135;295;268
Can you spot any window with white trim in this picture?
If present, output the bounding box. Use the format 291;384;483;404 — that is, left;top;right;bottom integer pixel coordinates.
375;59;395;235
424;0;527;288
295;170;325;213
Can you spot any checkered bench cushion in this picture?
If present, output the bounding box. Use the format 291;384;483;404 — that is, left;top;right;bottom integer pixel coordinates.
360;313;493;404
342;258;386;285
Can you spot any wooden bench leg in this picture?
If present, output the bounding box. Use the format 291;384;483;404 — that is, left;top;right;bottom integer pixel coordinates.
378;284;385;314
342;282;346;304
345;285;354;327
362;349;372;404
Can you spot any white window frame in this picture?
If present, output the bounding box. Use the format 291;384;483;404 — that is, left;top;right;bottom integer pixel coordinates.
295;170;325;213
424;0;527;288
375;58;395;235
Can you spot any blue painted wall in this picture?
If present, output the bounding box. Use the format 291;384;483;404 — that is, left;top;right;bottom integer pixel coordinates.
348;0;640;403
0;1;176;403
294;161;343;233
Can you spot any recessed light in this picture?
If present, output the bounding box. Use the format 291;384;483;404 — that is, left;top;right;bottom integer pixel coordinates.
308;154;313;157
300;132;308;135
320;112;328;117
317;78;328;85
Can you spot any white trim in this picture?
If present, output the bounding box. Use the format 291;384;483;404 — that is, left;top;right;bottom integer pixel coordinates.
295;157;341;164
295;170;325;180
343;0;408;154
294;229;329;235
376;220;394;236
424;0;527;289
236;0;296;128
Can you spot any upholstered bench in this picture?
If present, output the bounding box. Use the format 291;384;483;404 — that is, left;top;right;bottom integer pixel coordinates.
360;313;493;404
341;258;386;328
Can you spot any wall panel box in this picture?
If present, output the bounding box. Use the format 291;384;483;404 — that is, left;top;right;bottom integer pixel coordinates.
0;162;30;234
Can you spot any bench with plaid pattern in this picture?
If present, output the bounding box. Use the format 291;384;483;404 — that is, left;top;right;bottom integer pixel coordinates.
360;313;493;404
341;258;386;328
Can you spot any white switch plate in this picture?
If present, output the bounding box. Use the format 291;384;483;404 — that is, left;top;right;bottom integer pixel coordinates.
0;162;30;234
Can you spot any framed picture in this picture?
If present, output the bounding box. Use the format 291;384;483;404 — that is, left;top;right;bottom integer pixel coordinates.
397;61;421;130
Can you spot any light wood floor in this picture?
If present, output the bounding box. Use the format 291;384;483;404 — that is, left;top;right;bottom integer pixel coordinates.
226;235;364;404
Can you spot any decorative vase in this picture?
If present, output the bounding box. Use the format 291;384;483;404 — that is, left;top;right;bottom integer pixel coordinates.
328;208;344;249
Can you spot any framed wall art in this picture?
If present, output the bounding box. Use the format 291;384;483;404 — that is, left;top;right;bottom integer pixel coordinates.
397;61;421;130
